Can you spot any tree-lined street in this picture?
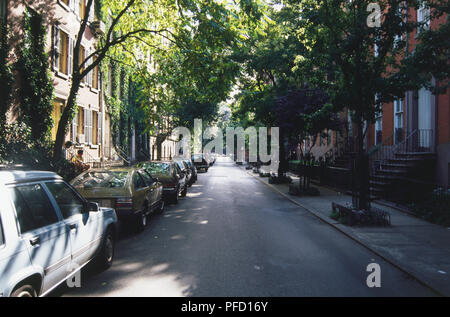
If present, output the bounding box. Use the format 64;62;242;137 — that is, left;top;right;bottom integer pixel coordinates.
59;157;434;297
0;0;448;299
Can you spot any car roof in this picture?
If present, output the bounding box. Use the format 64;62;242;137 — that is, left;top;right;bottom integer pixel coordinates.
139;161;173;164
0;170;62;185
86;167;135;172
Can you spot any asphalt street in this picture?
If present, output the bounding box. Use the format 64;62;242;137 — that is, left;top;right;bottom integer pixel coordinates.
60;156;435;296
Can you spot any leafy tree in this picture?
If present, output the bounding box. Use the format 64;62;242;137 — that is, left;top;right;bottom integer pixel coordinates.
275;87;341;158
291;0;438;210
0;22;13;137
401;0;449;93
15;8;54;145
53;0;264;161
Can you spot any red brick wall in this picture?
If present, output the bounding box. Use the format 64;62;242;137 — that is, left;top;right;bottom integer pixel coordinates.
437;88;450;145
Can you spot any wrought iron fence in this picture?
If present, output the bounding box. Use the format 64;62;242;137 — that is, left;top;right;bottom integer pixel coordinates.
368;129;436;175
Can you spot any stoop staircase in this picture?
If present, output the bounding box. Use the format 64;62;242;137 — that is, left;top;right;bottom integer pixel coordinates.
369;129;436;202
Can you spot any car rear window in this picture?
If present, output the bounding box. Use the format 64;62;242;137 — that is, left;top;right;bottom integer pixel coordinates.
9;184;59;233
139;170;155;186
72;171;129;189
144;163;172;175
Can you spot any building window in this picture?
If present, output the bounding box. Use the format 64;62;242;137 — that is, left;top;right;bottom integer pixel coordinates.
84;108;93;144
51;101;64;141
394;99;404;144
375;115;382;145
92;111;98;144
79;0;86;20
53;27;73;75
77;106;84;136
59;31;69;74
79;46;85;83
0;0;7;24
71;112;78;142
417;4;430;33
92;56;99;89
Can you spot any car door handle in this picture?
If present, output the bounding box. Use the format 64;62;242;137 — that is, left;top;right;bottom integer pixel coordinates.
29;237;40;246
68;223;77;230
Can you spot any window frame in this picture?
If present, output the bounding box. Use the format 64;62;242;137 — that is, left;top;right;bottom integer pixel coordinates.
43;180;86;220
394;99;404;144
133;172;147;190
0;0;7;24
140;170;155;187
7;182;61;236
417;4;430;34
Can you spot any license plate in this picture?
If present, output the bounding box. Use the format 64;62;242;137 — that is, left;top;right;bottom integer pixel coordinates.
101;199;112;208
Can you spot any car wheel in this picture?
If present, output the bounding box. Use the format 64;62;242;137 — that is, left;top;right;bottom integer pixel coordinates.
95;227;115;270
135;211;147;232
11;284;37;297
157;199;165;213
171;189;179;204
181;185;187;197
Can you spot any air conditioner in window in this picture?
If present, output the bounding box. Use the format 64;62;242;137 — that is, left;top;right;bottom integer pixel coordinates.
77;134;85;144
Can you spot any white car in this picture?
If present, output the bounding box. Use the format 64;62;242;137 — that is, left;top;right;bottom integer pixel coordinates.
0;170;118;297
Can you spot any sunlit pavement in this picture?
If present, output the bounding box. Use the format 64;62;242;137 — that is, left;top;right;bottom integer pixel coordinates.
59;156;435;296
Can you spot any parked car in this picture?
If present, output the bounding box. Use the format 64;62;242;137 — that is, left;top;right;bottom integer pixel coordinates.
174;159;192;187
0;170;118;297
182;158;197;185
71;167;164;232
136;161;187;204
192;154;209;172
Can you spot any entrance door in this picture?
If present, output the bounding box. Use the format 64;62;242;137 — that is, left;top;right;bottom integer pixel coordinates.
418;88;432;149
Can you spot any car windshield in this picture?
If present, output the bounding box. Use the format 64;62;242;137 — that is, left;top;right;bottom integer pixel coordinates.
72;171;129;189
176;161;185;170
144;162;172;175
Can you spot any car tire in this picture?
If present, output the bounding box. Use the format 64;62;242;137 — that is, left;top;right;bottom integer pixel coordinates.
157;199;165;214
95;228;115;270
11;284;37;297
181;185;187;197
135;211;147;232
171;189;179;204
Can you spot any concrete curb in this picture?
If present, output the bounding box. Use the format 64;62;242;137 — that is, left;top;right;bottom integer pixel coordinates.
244;168;443;297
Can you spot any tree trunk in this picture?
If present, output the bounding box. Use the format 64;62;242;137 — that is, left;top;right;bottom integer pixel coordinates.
355;121;370;210
53;80;80;161
156;135;163;160
277;130;286;177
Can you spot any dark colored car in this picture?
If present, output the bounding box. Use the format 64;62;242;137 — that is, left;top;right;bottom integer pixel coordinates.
174;159;192;187
192;154;209;172
185;159;198;184
136;161;187;204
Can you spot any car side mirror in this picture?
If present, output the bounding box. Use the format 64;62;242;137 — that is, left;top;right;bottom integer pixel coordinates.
85;202;99;212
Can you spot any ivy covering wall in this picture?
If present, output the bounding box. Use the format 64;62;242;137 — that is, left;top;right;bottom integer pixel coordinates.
0;22;13;134
15;7;54;145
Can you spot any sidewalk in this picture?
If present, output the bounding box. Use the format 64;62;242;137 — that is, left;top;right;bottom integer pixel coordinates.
244;166;450;296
